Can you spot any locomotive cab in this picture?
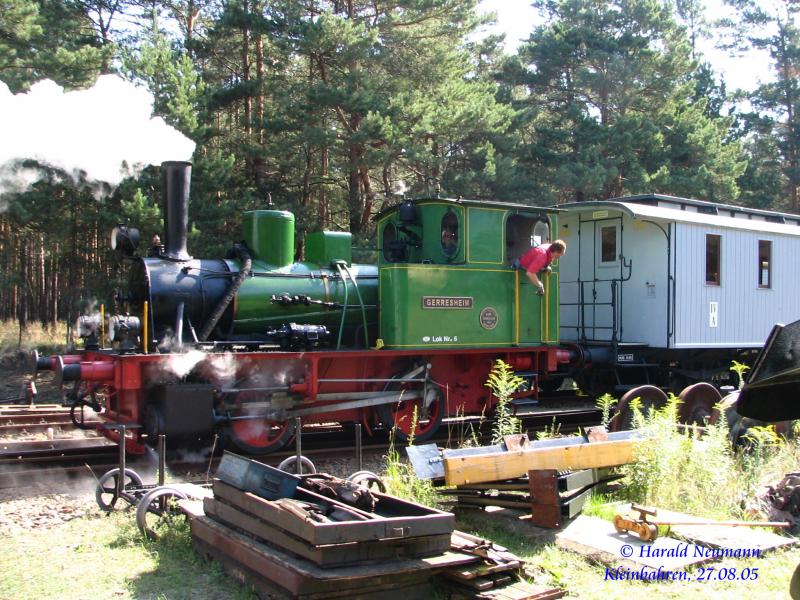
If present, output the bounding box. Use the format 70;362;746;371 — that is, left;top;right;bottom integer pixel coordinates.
376;198;562;349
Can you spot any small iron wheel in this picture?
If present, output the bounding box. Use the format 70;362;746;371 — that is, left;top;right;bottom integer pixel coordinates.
70;396;102;430
612;514;626;534
639;523;659;542
136;486;189;540
346;470;387;493
277;455;317;474
95;468;144;512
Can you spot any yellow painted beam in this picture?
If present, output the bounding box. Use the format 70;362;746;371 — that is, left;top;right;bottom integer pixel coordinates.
443;438;645;486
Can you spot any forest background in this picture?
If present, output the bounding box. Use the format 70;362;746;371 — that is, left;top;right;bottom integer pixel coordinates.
0;0;797;329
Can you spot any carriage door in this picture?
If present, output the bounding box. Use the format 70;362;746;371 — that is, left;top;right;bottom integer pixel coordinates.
587;215;621;342
507;215;550;344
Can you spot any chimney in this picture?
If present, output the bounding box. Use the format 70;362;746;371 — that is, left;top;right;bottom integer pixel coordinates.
162;161;193;261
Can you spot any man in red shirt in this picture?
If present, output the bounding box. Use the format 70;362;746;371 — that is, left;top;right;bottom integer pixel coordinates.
515;240;566;295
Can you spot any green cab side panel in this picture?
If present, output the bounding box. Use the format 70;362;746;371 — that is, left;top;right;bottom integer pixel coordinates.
467;207;505;264
379;265;559;349
380;265;512;348
418;203;465;263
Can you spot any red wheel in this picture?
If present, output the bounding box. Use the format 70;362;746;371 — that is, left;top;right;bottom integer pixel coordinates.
226;417;296;454
378;377;443;443
678;383;722;425
610;385;668;431
222;379;296;454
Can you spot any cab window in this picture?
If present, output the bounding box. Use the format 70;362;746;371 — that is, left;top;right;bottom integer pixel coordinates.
441;210;459;258
506;215;549;264
382;222;405;262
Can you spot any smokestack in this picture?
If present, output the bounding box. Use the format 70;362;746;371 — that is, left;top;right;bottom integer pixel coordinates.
162;161;192;261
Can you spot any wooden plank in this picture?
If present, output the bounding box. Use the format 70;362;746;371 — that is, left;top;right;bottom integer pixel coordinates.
555;515;714;571
451;496;532;510
193;535;434;600
191;514;457;596
444;439;643;486
205;497;451;566
445;560;522;581
443;577;565;600
450;482;531;492
177;498;205;520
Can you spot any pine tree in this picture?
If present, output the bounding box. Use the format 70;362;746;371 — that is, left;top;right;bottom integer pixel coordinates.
722;0;800;211
503;0;744;202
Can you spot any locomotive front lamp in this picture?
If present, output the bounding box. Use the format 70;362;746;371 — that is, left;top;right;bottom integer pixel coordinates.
110;224;140;256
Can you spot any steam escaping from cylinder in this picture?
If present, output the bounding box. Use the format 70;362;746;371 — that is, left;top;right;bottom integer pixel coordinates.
162;349;207;379
0;75;196;197
205;353;238;388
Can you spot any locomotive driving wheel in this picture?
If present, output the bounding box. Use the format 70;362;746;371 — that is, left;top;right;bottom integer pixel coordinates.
221;378;296;454
377;374;443;443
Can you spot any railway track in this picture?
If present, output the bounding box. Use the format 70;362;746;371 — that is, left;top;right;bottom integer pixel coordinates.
0;399;601;490
0;404;101;435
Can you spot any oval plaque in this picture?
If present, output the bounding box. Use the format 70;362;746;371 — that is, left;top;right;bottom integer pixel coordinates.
479;307;498;330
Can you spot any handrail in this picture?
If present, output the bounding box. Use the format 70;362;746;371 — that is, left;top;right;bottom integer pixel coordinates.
341;263;370;348
334;263;350;350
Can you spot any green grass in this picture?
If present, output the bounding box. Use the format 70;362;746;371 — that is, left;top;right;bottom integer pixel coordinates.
457;508;800;599
0;320;68;353
618;394;800;521
0;510;257;600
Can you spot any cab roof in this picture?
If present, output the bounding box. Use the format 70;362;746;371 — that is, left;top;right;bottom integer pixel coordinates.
373;197;562;222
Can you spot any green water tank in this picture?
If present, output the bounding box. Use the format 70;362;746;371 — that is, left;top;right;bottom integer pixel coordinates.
305;231;352;266
242;210;294;267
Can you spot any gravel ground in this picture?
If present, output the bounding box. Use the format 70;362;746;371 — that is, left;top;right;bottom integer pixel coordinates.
0;350;394;537
0;490;101;535
0;448;392;537
0;349;61;404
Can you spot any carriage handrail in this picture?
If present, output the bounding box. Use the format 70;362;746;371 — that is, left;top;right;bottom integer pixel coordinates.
559;278;620;344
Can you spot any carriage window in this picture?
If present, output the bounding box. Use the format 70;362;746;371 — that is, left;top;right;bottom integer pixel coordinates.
706;234;721;285
441;210;459;258
600;226;617;263
759;240;771;288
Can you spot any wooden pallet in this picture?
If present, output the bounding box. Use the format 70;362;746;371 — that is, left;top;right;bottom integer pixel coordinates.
205;494;452;567
191;514;473;599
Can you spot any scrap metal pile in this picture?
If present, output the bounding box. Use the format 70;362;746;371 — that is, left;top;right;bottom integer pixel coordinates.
181;452;565;600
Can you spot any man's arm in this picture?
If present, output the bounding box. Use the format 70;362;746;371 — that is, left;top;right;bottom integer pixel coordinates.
526;270;545;295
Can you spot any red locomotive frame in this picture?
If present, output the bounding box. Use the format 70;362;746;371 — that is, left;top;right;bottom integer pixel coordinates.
50;345;571;454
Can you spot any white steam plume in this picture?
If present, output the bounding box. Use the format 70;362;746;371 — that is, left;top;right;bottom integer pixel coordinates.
163;349;207;379
0;75;195;195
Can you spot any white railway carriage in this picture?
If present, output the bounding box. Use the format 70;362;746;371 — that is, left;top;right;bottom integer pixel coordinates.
557;194;800;393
